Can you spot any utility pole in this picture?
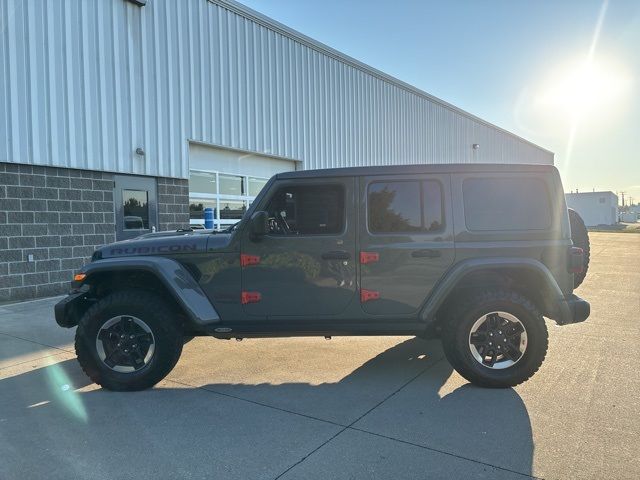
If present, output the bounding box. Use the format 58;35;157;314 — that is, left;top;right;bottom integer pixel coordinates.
619;192;626;207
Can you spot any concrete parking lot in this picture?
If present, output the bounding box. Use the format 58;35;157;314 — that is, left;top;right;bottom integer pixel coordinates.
1;232;638;479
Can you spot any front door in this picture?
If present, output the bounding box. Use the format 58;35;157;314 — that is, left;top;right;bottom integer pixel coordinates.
114;175;158;241
359;174;455;316
241;177;357;318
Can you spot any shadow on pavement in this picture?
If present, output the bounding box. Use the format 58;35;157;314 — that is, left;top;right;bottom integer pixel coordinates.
0;338;533;478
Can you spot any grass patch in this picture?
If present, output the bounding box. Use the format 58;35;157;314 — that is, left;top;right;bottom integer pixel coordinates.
588;223;640;233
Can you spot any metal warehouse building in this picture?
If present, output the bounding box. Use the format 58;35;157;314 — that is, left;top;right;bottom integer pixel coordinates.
0;0;553;301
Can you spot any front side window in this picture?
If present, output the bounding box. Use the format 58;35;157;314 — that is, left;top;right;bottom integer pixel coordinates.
368;180;443;233
123;189;149;230
264;184;345;235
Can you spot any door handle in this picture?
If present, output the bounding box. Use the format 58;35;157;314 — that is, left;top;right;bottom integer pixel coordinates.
321;250;351;261
411;249;441;258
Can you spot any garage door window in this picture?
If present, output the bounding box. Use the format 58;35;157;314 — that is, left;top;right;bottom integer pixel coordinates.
189;170;268;229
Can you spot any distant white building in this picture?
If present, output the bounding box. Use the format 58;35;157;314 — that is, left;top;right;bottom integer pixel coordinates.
565;192;618;226
619;212;639;223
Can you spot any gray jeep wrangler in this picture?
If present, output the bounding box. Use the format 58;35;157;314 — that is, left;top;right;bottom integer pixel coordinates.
55;164;590;391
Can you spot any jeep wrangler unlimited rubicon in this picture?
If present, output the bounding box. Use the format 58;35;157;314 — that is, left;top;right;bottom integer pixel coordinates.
55;164;590;391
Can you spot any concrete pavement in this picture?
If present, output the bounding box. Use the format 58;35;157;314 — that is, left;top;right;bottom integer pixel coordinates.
1;232;638;479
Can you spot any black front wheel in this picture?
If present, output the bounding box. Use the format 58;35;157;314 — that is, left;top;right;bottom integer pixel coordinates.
442;289;548;388
75;290;183;391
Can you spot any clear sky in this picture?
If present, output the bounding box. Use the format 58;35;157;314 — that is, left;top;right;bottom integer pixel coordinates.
240;0;640;205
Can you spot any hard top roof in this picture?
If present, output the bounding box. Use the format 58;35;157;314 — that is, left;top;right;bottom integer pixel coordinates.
276;163;556;179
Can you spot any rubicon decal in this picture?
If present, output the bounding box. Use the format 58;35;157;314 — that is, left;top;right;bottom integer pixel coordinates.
109;244;198;255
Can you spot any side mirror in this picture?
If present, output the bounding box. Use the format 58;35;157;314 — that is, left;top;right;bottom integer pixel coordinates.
250;211;269;238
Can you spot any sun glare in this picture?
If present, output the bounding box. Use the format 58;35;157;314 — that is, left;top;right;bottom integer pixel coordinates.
536;58;631;122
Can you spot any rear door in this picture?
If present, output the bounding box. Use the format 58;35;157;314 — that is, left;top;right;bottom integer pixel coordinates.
359;174;454;315
240;177;357;318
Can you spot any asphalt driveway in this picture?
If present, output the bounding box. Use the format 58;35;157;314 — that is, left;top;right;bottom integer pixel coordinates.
1;232;638;479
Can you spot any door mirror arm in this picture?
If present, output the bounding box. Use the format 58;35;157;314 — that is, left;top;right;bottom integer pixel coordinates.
250;211;269;240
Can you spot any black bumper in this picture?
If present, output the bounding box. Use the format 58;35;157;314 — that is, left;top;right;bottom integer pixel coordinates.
556;294;590;325
54;291;87;328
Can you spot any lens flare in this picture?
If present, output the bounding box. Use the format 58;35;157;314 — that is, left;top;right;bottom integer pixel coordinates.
44;363;88;423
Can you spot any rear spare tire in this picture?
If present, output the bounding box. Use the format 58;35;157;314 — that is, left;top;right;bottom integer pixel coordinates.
568;208;590;288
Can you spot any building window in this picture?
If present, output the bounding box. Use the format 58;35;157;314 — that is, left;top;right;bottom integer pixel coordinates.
188;169;268;229
248;177;268;197
265;184;345;235
220;200;247;220
123;190;149;230
599;197;606;204
368;180;443;234
189;171;217;195
219;174;245;196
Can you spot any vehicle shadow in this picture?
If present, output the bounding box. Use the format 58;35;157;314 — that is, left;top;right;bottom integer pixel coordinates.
0;338;533;478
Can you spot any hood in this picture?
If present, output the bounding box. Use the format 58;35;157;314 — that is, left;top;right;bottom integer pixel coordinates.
95;229;233;259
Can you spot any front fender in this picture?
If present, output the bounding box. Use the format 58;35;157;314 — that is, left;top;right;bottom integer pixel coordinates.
420;257;571;326
75;256;220;327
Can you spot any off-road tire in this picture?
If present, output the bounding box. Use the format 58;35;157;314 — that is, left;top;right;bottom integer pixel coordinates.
442;289;548;388
568;208;590;288
75;290;183;391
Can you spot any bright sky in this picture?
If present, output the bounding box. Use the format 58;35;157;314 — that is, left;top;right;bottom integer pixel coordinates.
240;0;640;205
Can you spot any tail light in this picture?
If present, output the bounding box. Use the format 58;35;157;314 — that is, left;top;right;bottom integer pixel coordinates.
568;247;584;274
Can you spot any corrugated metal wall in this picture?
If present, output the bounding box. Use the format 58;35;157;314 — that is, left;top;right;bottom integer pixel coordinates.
0;0;553;179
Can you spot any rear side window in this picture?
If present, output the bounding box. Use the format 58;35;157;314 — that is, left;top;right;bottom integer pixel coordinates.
368;180;443;233
265;184;345;235
463;177;551;231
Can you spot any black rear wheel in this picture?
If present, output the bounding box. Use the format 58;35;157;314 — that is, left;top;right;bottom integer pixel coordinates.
75;290;183;391
442;289;548;388
568;208;590;288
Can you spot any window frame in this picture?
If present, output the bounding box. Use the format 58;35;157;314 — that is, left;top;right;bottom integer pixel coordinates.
366;179;445;235
261;181;348;237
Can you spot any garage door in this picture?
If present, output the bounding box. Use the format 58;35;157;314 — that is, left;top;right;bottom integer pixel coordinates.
188;143;298;229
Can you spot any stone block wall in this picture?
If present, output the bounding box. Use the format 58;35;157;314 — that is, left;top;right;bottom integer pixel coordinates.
0;163;116;302
0;163;191;302
157;178;190;232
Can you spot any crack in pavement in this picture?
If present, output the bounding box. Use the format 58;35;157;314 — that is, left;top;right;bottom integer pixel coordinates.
270;355;540;480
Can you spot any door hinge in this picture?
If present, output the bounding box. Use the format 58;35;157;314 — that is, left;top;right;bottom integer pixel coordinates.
360;251;380;264
360;289;380;303
241;291;262;304
240;254;261;267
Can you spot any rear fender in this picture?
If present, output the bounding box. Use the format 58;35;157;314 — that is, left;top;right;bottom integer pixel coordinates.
420;257;571;326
